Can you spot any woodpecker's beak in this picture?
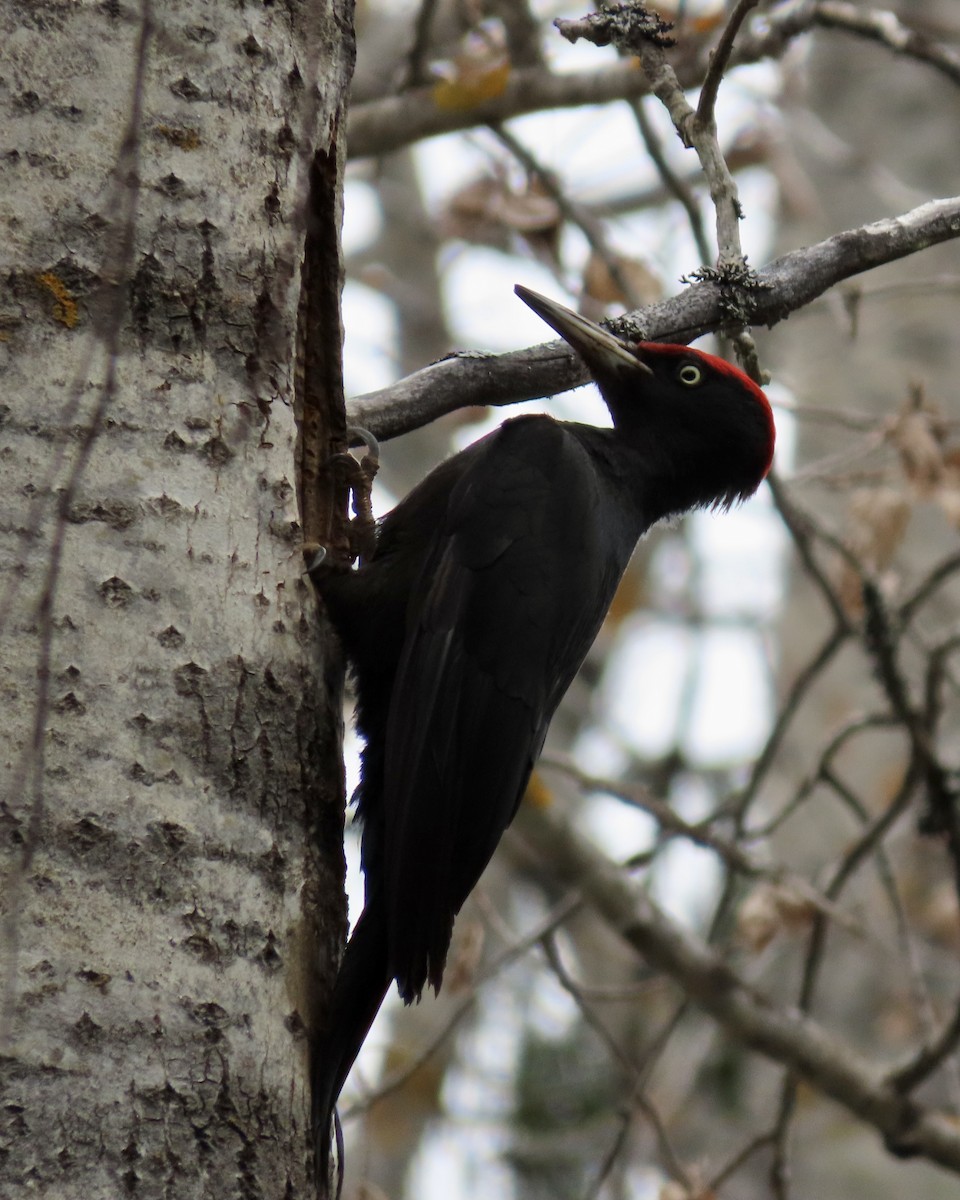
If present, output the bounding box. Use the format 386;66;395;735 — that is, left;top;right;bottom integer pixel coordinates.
515;285;653;377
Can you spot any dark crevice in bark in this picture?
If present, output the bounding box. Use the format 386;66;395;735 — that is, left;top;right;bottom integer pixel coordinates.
293;121;352;1195
296;140;350;557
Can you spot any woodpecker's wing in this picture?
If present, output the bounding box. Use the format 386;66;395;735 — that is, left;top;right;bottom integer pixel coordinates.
381;415;634;1000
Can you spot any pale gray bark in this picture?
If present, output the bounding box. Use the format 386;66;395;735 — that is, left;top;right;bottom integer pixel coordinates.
0;0;353;1196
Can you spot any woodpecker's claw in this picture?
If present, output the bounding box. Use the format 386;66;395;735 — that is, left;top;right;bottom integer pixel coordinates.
343;427;379;564
305;544;328;573
347;426;380;469
326;428;380;474
317;426;381;568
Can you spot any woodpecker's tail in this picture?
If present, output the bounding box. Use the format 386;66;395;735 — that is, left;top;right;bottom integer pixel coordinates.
313;897;392;1190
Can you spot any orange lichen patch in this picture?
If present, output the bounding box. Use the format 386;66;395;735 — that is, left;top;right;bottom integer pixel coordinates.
37;271;79;328
155;123;201;150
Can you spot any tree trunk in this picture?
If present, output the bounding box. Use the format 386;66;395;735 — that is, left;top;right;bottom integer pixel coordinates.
0;1;354;1195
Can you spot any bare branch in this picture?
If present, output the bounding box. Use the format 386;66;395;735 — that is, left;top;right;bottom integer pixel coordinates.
348;196;960;440
627;0;764;378
348;59;655;160
512;799;960;1172
348;2;960;160
901;550;960;626
812;0;960;88
488;0;544;69
543;756;888;949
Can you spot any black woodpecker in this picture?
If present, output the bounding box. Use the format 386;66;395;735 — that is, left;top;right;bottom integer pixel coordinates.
311;286;775;1182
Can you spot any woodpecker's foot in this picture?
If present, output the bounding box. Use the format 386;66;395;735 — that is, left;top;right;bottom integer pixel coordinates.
345;427;380;563
304;428;381;581
323;426;380;567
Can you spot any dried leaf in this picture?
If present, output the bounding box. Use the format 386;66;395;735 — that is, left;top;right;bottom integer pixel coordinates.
892;412;944;494
497;180;562;235
582;251;663;311
935;486;960;529
837;487;910;618
433;60;510;110
443;174;561;255
848;487;911;569
874;992;920;1044
887;383;949;496
737;882;816;952
444;176;508;248
523;769;554;810
916;880;960;950
432;25;511;112
354;1184;390;1200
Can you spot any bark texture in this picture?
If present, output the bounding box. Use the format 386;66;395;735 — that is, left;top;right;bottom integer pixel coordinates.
0;0;354;1195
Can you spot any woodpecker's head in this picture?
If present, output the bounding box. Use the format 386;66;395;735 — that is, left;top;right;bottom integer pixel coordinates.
515;285;775;513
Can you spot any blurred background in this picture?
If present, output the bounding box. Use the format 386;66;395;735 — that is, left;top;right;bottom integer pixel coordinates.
336;2;960;1197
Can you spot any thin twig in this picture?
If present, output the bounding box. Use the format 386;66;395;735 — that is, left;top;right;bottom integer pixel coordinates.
581;1106;634;1200
812;0;960;89
696;0;761;128
402;0;442;89
708;1128;777;1192
901;551;960;627
541;757;890;945
889;998;960;1094
765;472;851;627
340;893;582;1119
769;1073;798;1200
541;933;694;1190
735;623;849;823
749;713;899;839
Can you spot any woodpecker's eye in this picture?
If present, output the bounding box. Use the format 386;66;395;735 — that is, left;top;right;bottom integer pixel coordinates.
678;363;703;387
